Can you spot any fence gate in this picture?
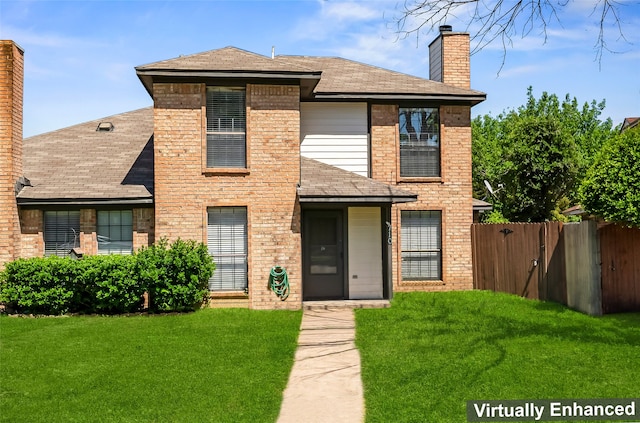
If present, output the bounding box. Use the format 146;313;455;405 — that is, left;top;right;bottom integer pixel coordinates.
472;223;544;299
600;224;640;313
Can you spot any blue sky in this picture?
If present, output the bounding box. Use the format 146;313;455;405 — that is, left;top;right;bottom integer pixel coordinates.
1;0;639;138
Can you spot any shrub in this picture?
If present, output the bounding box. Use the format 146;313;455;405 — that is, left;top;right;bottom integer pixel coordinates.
0;239;214;315
136;238;215;312
0;257;78;315
77;255;144;314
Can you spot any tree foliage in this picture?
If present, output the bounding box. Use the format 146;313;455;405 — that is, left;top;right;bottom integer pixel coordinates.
579;127;640;226
472;87;615;222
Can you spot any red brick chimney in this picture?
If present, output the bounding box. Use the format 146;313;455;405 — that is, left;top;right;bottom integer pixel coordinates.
428;25;470;89
0;40;24;267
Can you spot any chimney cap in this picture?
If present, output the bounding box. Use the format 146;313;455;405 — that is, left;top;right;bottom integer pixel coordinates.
439;25;453;33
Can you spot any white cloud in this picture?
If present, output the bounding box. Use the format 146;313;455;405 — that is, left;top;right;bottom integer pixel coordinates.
1;25;105;49
321;1;379;21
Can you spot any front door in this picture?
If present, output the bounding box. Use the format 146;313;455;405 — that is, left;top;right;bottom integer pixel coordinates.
303;210;344;300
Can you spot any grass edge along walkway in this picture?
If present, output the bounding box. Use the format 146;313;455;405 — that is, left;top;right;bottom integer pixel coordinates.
355;291;640;423
0;308;302;423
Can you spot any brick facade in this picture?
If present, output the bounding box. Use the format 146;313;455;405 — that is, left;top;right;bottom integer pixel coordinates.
153;82;301;309
371;104;474;292
13;207;154;259
0;41;24;268
429;31;470;89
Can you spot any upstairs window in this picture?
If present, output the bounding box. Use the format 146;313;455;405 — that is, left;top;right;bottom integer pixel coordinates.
206;87;246;168
44;210;80;257
399;107;440;177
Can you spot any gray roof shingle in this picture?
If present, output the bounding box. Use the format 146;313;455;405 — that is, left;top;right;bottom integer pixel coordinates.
18;107;154;204
299;157;416;203
136;46;485;102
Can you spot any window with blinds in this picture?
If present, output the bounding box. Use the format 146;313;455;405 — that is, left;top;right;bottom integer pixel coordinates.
97;210;133;255
44;210;80;257
399;107;440;177
401;210;442;280
207;207;248;291
206;87;246;168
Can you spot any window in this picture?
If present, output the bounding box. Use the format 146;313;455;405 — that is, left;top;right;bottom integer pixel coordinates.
97;210;133;255
206;87;246;168
399;107;440;177
44;210;80;256
207;207;248;291
401;210;442;280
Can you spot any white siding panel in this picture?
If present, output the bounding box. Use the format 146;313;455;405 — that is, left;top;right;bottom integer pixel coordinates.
301;103;369;177
348;207;383;300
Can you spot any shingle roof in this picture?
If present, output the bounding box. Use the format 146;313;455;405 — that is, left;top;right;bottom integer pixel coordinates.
279;56;484;98
298;157;417;203
136;46;316;73
18;108;154;204
136;46;485;102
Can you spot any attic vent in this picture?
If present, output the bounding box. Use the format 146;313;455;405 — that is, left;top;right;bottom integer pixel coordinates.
96;122;114;132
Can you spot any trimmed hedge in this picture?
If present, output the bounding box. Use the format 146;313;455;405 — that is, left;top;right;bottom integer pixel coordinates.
0;238;215;315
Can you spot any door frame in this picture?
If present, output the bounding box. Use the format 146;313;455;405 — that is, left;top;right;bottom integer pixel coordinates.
302;208;346;300
300;204;393;301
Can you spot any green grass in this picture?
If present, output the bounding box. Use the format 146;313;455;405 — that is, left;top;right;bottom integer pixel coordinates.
0;309;302;423
355;291;640;423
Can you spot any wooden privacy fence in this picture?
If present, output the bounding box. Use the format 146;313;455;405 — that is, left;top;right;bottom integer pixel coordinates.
472;221;640;315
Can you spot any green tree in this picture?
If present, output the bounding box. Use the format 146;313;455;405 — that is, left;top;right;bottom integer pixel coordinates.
472;88;615;222
501;116;577;222
579;127;640;226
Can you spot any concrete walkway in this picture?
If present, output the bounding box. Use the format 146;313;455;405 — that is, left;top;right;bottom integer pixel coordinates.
277;308;365;423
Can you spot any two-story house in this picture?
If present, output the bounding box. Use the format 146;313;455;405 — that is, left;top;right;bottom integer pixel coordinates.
1;26;485;309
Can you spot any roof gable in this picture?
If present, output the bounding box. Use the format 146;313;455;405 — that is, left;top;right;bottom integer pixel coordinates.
136;46;315;73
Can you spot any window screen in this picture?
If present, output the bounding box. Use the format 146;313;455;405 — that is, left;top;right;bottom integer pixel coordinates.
401;210;442;280
399;107;440;177
206;87;246;168
97;210;133;255
207;207;248;291
44;210;80;257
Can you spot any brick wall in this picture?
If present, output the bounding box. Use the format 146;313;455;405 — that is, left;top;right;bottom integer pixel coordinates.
152;82;301;309
19;208;43;258
133;207;155;250
15;206;154;259
371;104;473;292
80;209;97;255
0;41;24;269
429;32;470;89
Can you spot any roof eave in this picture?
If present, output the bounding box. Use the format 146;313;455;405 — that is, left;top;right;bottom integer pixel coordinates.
135;69;322;97
312;93;486;105
17;197;154;206
298;194;417;204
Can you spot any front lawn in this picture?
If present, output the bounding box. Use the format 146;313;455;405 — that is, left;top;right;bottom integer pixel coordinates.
355;291;640;423
0;309;301;423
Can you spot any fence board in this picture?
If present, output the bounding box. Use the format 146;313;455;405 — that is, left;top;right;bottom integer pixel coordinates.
564;221;602;315
600;224;640;313
472;223;543;300
473;220;639;314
